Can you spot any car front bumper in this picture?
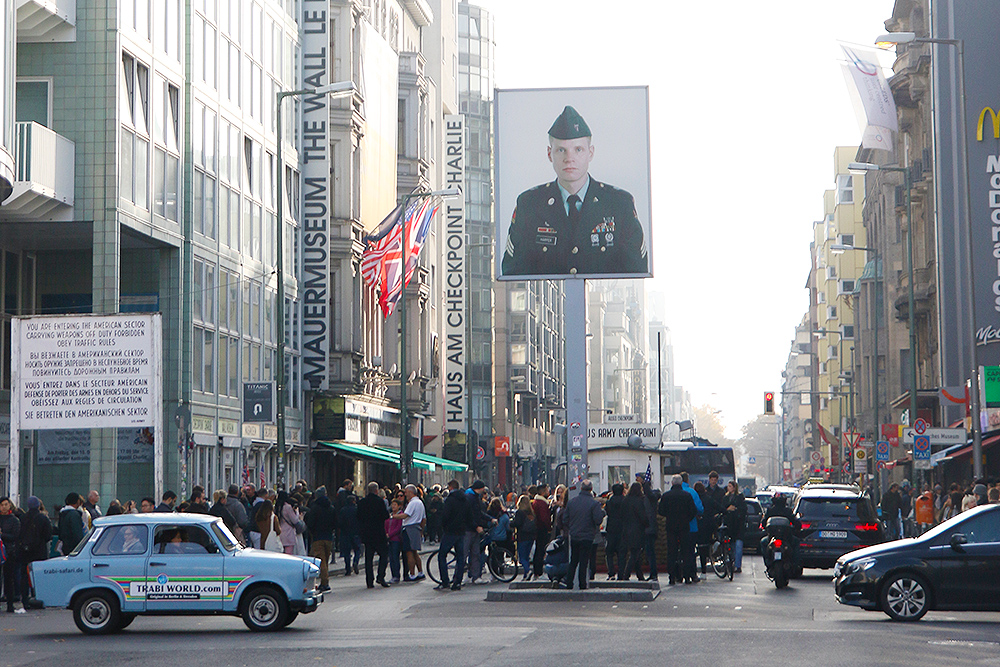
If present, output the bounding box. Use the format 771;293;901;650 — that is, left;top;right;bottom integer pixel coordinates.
290;590;324;614
833;567;879;610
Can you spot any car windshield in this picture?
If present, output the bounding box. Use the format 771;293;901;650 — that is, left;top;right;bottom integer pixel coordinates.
211;519;242;552
69;527;98;556
796;497;877;522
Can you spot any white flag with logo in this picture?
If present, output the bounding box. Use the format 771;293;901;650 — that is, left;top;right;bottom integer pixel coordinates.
841;44;897;150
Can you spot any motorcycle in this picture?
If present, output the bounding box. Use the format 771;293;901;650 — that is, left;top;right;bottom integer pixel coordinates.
763;516;795;589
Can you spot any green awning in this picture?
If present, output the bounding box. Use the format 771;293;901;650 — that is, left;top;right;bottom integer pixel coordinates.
317;441;400;465
317;441;434;471
411;451;469;472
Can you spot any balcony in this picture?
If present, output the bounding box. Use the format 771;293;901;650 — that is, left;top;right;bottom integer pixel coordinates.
0;122;75;220
16;0;76;43
894;265;935;320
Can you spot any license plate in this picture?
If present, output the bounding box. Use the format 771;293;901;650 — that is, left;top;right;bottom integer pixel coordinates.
819;530;848;539
773;551;782;560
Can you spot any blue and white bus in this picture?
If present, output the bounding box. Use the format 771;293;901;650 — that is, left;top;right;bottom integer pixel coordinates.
588;441;737;492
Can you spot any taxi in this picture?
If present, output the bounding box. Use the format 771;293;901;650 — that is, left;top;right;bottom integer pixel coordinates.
29;513;323;634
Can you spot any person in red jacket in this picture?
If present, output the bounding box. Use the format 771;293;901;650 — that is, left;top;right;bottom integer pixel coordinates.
531;484;552;578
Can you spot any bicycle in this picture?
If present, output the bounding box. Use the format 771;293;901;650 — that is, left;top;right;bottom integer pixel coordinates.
426;535;519;584
711;528;735;581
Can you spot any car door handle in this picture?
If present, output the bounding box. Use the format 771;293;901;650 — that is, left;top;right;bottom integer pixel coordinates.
149;561;166;567
93;563;109;568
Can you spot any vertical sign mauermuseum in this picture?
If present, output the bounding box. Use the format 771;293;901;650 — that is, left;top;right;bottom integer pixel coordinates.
300;0;330;390
443;115;467;433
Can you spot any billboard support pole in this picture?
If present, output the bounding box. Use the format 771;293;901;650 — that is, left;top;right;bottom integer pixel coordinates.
565;280;588;495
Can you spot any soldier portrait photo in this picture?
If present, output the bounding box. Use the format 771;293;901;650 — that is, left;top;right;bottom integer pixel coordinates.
496;88;652;279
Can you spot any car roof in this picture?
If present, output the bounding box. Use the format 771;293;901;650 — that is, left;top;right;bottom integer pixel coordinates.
93;513;221;526
797;488;862;500
803;483;861;492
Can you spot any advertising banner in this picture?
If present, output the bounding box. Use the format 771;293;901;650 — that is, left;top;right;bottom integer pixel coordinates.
495;86;653;280
442;114;467;433
299;0;333;391
587;423;661;447
930;0;1000;418
840;45;897;151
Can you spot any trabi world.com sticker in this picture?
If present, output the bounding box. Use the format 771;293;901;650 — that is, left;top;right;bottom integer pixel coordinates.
157;574;169;585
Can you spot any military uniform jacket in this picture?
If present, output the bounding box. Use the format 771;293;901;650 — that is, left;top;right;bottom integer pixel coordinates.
501;178;648;277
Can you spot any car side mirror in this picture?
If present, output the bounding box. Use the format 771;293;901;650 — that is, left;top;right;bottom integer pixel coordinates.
950;533;968;551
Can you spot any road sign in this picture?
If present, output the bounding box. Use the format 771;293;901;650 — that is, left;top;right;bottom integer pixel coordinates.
875;440;890;461
809;450;822;464
876;461;887;471
476;446;486;460
494;436;510;458
243;382;274;424
606;413;638;423
853;447;868;473
748;456;756;465
913;435;931;460
913;418;929;435
902;427;965;446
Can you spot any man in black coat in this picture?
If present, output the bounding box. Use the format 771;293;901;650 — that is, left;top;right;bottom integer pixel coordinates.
355;483;390;589
879;483;903;540
657;475;698;585
603;483;626;579
305;488;337;591
436;480;472;591
17;496;52;609
501;105;648;277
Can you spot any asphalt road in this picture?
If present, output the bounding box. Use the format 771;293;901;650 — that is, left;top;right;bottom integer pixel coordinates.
3;554;999;666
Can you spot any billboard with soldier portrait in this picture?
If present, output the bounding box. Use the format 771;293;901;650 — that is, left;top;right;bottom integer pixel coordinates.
494;86;653;280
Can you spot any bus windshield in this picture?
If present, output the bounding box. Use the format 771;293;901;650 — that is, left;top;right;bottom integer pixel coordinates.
661;447;736;486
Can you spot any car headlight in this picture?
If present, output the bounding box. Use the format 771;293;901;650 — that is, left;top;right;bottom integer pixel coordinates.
843;557;877;576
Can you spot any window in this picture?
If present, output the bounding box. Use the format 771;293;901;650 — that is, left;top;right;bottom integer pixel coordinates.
816;291;826;305
836;174;854;204
15;80;50;126
510;343;526;365
839;279;856;295
826;306;838;320
842;325;855;339
92;525;149;556
826;265;837;280
120;53;150;209
510;289;526;311
828;346;838;359
153;525;219;554
838;234;854;247
152;80;180;220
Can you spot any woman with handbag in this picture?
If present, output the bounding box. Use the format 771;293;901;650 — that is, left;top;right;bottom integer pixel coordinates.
511;495;536;580
256;500;283;552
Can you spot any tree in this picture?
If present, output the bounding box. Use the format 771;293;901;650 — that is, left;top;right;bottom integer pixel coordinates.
736;414;780;484
691;405;734;449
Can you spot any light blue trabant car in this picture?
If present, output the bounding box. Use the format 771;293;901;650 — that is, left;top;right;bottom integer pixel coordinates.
29;513;323;634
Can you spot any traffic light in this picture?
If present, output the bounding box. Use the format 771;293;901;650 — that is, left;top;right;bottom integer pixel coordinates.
764;391;775;415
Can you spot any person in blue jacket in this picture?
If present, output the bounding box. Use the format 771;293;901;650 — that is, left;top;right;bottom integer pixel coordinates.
679;472;704;583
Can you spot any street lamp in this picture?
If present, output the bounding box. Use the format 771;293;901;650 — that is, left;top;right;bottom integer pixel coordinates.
397;187;462;482
875;31;983;477
274;80;355;488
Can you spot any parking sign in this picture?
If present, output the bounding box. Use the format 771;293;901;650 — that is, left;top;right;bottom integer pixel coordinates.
875;440;890;462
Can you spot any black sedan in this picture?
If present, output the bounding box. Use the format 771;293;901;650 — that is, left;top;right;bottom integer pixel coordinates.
834;504;1000;621
743;498;764;553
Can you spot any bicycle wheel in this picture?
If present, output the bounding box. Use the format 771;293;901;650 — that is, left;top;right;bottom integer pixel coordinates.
488;546;519;583
711;541;727;578
726;542;734;581
426;549;456;584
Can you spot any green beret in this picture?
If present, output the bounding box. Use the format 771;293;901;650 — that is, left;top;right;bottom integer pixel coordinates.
548;105;591;140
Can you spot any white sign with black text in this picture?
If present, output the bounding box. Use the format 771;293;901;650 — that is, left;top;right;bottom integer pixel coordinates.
442;114;467;432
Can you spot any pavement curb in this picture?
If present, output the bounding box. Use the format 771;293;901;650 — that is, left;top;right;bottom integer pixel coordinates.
486;588;659;601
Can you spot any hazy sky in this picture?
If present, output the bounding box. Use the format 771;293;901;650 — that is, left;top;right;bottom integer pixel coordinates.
475;0;898;436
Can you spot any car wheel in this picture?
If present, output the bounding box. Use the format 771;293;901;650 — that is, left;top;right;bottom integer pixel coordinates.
119;613;137;630
283;610;300;627
881;573;930;622
73;590;122;635
241;585;289;632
